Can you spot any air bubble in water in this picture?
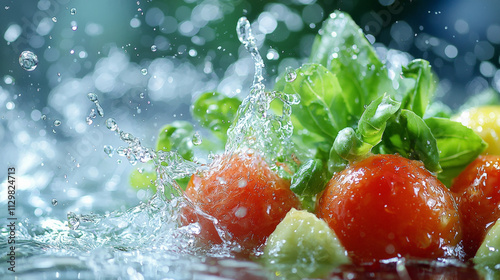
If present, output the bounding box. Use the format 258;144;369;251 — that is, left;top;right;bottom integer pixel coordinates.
192;131;202;146
19;51;38;71
70;8;76;15
106;118;118;131
54;120;61;126
41;114;47;120
52;17;57;22
151;45;157;52
139;92;145;98
104;145;114;157
141;68;148;75
52;199;58;206
71;21;78;31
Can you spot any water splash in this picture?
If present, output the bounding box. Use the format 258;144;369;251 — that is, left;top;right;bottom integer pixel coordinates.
227;17;300;169
87;92;104;117
236;17;265;91
1;16;300;279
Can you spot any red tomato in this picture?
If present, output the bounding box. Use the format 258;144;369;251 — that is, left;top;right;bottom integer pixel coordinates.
451;155;500;258
181;151;300;250
317;154;462;264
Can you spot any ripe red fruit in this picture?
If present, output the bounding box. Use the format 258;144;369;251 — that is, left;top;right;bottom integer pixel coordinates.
317;154;462;264
181;151;300;250
451;155;500;258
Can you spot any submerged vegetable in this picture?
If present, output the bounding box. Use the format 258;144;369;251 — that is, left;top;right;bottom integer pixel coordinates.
317;154;463;264
181;151;300;250
451;155;500;258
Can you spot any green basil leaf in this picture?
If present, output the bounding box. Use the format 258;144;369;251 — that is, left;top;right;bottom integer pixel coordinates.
381;110;441;173
400;59;435;118
157;121;194;160
328;144;348;174
358;94;401;145
310;11;394;117
400;110;441;173
423;101;453;119
191;91;240;139
425;117;488;186
290;159;330;197
275;63;349;142
332;95;400;162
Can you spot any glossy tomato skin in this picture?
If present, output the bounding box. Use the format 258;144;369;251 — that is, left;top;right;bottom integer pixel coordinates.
181;152;300;250
317;154;462;264
451;155;500;258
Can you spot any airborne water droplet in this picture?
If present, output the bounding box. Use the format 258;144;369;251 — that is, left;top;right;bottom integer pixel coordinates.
141;68;148;75
151;45;157;52
54;120;61;126
70;8;76;15
87;92;98;102
192;131;202;146
285;67;297;82
52;199;58;206
104;145;114;157
106;118;118;131
19;51;38;71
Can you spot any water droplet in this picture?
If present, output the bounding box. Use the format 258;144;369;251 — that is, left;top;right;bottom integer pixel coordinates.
52;199;58;206
53;120;61;126
52;17;57;22
192;131;202;146
266;49;279;60
95;104;104;117
86;109;96;125
19;51;38;71
238;179;247;188
120;131;139;145
285;67;297;82
104;145;114;157
87;92;98;102
67;212;80;230
141;68;148;75
106;118;118;131
71;21;78;31
70;8;76;15
235;207;247;218
41;114;47;120
139;92;145;98
151;45;157;52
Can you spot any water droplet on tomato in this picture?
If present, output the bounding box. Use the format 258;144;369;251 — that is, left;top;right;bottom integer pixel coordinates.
234;207;247;218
